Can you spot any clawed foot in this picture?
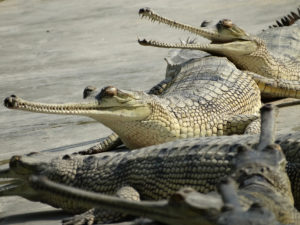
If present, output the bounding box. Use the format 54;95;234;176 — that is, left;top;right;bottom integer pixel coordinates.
62;209;95;225
77;145;108;155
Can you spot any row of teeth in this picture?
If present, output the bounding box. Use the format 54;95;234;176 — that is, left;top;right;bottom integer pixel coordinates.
140;10;212;39
140;11;189;30
139;39;175;47
139;38;206;49
15;102;99;112
140;13;164;24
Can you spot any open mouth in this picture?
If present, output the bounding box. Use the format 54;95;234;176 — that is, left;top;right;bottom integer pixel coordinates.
138;8;220;41
138;8;253;54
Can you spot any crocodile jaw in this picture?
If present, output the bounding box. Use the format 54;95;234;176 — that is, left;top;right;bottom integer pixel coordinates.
139;8;250;43
3;88;180;149
0;153;47;199
3;90;152;122
139;8;260;65
0;153;89;212
139;38;258;58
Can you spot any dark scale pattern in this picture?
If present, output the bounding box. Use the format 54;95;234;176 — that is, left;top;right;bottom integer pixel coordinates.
286;163;300;210
10;132;300;217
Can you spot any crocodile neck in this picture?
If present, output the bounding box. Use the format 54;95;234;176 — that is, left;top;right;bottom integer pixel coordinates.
93;99;181;149
228;38;300;81
96;97;230;149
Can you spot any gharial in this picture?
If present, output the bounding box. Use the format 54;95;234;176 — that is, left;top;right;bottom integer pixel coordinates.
138;7;300;100
4;53;263;150
1;105;300;224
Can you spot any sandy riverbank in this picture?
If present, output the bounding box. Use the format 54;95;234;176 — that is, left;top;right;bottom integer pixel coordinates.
0;0;299;224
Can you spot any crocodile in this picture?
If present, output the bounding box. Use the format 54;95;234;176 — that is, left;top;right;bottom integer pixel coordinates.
2;105;299;224
138;7;300;100
4;55;262;150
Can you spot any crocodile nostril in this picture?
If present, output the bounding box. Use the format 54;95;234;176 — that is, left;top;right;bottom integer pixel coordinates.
139;8;151;15
4;95;18;108
139;8;145;14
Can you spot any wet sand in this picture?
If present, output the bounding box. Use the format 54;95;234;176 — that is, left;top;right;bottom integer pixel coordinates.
0;0;299;224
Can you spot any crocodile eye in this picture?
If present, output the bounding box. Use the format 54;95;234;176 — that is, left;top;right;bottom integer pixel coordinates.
221;19;233;28
103;86;118;97
98;86;118;99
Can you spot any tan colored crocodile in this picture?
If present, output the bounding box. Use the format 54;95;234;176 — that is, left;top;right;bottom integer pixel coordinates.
4;8;300;153
138;7;300;100
4;55;262;150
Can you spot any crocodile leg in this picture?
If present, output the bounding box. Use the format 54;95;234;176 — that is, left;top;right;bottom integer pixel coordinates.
225;114;260;135
244;119;261;134
77;133;122;155
62;209;96;225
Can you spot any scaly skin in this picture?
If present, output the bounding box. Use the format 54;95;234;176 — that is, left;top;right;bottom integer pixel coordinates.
138;7;300;100
27;140;299;225
1;131;300;224
4;56;261;149
80;8;300;154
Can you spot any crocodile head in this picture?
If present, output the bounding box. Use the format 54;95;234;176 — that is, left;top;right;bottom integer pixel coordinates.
0;152;50;202
4;86;150;120
139;8;258;63
0;152;97;213
4;86;179;149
